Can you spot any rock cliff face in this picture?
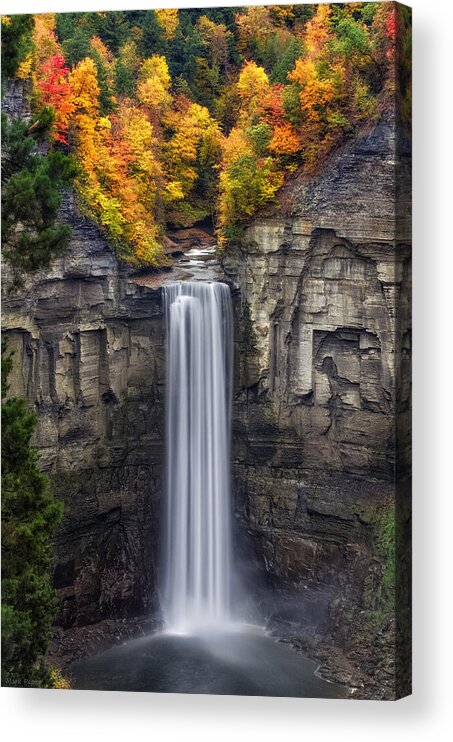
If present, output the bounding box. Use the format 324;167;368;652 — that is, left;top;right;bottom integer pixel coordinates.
226;110;411;697
2;192;165;628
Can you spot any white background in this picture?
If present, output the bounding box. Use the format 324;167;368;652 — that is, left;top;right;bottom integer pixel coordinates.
1;0;452;739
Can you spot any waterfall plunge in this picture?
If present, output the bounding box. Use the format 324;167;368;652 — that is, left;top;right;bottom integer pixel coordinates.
162;282;233;633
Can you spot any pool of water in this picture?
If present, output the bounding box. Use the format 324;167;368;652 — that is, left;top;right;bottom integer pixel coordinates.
70;625;348;698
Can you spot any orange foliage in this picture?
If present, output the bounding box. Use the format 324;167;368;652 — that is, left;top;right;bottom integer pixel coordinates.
269;123;301;156
304;4;332;56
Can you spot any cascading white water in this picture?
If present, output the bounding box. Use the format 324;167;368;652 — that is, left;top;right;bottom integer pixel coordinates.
162;281;233;633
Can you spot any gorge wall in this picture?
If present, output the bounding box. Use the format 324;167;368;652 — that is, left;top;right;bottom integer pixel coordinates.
2;191;166;629
226;110;411;695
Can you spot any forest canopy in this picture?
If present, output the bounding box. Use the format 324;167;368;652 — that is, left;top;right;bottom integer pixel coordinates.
1;4;411;266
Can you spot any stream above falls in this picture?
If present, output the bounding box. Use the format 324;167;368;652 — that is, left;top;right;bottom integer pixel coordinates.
70;625;348;698
135;238;224;289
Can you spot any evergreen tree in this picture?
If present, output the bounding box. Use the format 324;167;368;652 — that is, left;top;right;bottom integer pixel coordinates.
1;340;63;688
1;14;33;82
1;109;76;288
90;48;115;115
91;11;129;54
114;59;135;98
61;27;92;67
270;36;302;83
137;10;164;57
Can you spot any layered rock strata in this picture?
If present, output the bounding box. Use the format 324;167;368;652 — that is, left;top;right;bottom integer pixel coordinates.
226;110;411;697
2;192;165;628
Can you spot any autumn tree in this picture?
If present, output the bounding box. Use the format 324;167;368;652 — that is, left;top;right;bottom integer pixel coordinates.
218;126;283;244
69;56;164;265
237;61;270;124
31;14;61;73
36;54;74;143
156;9;179;41
164;99;222;226
16;4;407;257
137;54;172;122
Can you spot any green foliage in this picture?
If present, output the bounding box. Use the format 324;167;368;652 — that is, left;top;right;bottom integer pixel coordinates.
219;151;283;240
378;505;396;592
136;11;164;58
247;124;273;156
239;300;258;356
1;339;63;688
270;36;302;83
360;501;397;643
282;84;303;126
89;47;115;115
114;60;134;98
1;110;76;287
1;15;34;81
60;26;91;67
331;15;373;59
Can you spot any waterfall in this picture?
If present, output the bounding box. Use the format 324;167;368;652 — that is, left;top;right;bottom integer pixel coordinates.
162;281;233;633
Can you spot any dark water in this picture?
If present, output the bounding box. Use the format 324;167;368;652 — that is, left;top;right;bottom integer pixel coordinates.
70;625;347;698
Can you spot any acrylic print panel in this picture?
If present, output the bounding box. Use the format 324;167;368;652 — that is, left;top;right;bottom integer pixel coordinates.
1;2;411;699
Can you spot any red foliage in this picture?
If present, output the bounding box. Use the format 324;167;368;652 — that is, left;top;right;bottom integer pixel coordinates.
386;8;397;42
37;54;74;143
257;85;286;127
386;7;397;61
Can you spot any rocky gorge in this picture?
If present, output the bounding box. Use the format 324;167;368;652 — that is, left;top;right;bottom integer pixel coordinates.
2;81;411;699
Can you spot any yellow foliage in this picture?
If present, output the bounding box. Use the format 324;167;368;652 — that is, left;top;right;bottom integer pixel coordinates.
156;9;179;40
118;40;140;76
165;181;185;202
304;4;332;56
218;124;283;243
237;61;270;123
139;55;171;87
98;116;111;131
221;126;250;163
138;55;172;110
69;58;100;117
16;52;33;79
165;102;222;200
49;669;70;689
